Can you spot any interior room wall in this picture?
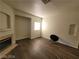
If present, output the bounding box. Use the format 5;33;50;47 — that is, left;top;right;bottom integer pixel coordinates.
78;24;79;48
14;9;42;39
15;15;31;40
0;0;15;44
42;10;79;48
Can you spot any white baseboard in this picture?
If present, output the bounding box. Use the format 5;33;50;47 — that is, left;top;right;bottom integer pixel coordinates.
15;37;29;40
42;37;78;48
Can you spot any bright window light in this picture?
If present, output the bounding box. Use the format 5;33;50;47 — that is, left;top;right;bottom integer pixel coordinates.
34;22;40;30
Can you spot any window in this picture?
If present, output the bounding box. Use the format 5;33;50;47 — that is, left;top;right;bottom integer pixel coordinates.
34;22;40;30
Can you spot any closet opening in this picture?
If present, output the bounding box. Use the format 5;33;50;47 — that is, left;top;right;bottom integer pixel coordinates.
15;15;31;40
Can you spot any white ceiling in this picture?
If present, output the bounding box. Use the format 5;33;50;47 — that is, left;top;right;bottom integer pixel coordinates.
3;0;79;18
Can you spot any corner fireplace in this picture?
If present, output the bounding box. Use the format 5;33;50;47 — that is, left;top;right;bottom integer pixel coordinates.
0;37;12;52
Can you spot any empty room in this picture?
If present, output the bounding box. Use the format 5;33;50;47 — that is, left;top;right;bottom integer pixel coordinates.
0;0;79;59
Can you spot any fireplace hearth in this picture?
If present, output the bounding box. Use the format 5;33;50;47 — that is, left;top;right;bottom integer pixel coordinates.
0;37;11;52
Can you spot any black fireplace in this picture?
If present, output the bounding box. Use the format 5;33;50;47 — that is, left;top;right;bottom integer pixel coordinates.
0;37;11;52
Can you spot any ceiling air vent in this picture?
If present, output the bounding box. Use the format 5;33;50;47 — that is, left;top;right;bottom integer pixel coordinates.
42;0;50;4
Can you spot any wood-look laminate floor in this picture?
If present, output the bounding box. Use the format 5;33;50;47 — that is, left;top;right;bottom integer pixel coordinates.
7;38;79;59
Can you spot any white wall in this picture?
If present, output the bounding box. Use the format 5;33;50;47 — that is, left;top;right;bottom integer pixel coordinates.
78;25;79;48
0;0;15;44
15;15;31;40
14;9;42;39
42;10;79;48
